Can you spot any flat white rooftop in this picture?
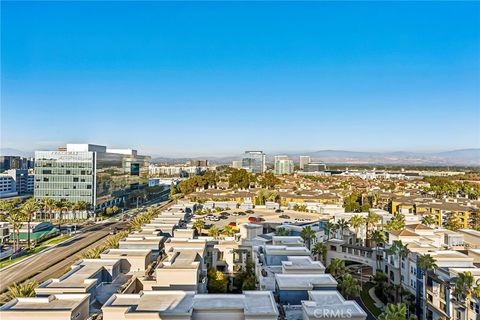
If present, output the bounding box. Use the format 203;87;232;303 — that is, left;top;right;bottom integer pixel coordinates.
275;273;337;290
302;291;367;320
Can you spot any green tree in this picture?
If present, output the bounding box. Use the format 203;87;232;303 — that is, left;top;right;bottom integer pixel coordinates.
207;267;228;293
445;212;463;231
234;260;257;291
379;303;416;320
336;218;349;239
8;208;24;251
193;220;206;236
421;215;436;227
228;169;252;189
416;254;438;275
208;226;221;239
453;271;480;320
387;240;410;302
21;198;40;248
326;258;347;279
324;221;338;240
372;230;387;271
365;211;380;246
311;242;327;265
385;214;406;232
275;227;290;236
81;245;106;259
222;225;236;237
300;226;316;250
258;173;281;190
2;281;38;302
344;192;361;212
339;274;361;299
349;214;365;241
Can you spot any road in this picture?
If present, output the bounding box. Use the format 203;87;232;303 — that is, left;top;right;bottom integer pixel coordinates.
0;198;173;293
0;221;128;293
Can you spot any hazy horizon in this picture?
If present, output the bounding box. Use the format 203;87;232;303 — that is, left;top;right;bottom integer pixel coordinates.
2;2;479;155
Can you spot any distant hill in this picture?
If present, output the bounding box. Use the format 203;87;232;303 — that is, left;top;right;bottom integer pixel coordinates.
0;148;34;158
152;149;480;166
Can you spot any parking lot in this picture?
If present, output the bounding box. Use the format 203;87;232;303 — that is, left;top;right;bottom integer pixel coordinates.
193;208;327;230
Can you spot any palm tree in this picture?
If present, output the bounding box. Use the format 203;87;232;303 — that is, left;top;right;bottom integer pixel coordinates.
336;218;349;240
192;220;206;236
454;271;476;320
421;215;435;227
372;229;387;271
72;201;88;220
130;215;148;231
416;254;438;275
2;281;38;303
349;214;365;243
275;227;290;236
339;274;361;299
385;213;406;232
8;208;24;251
41;197;56;221
20;198;40;248
326;258;347;279
81;245;106;259
208;226;221;239
324;221;338;240
365;211;380;247
379;303;416;320
222;225;236;237
387;240;410;302
300;225;317;250
311;242;327;265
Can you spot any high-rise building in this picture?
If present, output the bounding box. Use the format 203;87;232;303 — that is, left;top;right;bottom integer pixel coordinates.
299;156;311;170
34;144;150;209
303;162;327;172
231;160;243;169
0;156;34;172
274;156;294;175
241;151;266;174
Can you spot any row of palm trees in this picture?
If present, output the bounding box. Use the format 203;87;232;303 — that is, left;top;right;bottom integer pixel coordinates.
323;211;383;246
0;198;92;250
191;219;237;238
325;258;361;299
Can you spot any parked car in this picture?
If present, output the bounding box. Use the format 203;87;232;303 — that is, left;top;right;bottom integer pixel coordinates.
248;216;258;222
275;209;284;213
279;214;290;219
232;212;239;216
238;212;247;216
245;210;254;214
228;222;237;227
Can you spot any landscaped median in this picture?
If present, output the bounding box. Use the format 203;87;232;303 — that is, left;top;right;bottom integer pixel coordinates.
360;282;383;318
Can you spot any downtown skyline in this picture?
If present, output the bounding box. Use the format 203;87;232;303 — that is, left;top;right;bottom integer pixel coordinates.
1;1;479;156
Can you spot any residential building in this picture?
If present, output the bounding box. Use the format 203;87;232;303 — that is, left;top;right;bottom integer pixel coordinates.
299;155;311;170
102;290;279;320
34;144;150;210
242;151;266;174
274;156;294;175
0;294;90;320
300;291;367;320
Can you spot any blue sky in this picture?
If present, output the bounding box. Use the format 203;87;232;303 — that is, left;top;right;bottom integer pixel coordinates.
1;1;479;156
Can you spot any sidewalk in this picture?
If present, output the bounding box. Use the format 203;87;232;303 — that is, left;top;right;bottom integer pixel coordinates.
368;286;385;310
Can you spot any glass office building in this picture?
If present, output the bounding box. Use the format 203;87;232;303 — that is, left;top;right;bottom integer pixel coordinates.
242;151;266;174
34;144;150;209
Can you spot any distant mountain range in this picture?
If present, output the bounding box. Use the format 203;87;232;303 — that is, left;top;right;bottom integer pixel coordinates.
2;148;479;166
151;149;480;167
